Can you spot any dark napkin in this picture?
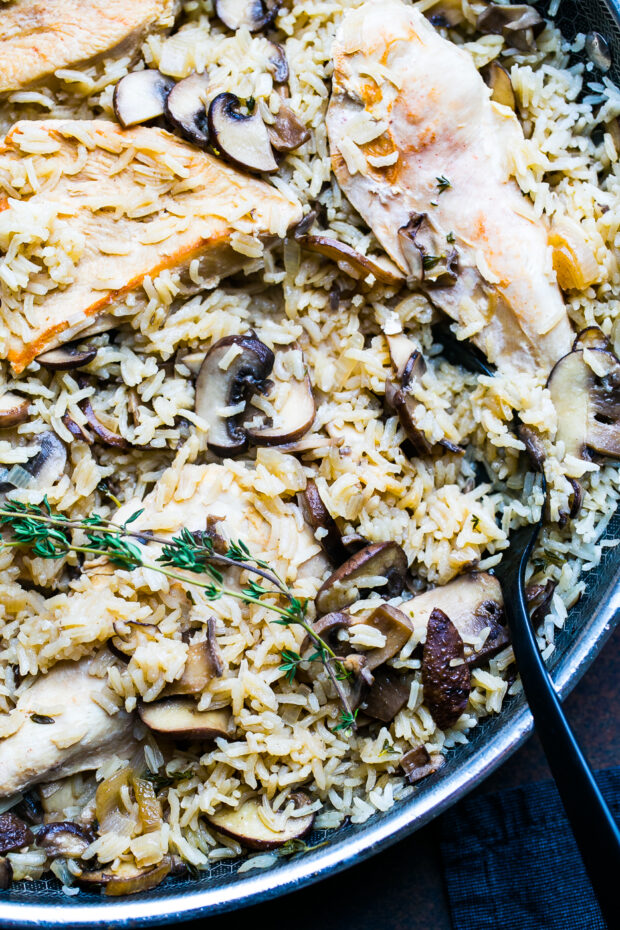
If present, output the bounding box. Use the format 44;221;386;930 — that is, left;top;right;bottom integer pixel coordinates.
440;767;620;930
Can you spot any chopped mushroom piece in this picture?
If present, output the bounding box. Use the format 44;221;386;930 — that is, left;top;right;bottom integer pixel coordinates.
194;333;274;457
361;603;414;671
36;345;98;371
206;791;314;850
326;1;573;377
113;69;175;128
245;371;315;446
477;3;545;52
164;71;210;147
137;698;233;740
547;347;620;459
208;93;278;173
400;746;445;785
0;392;30;428
300;610;353;658
422;608;471;729
364;667;411;722
298;480;348;566
79;392;129;449
76;857;172;896
0;857;12;890
482;61;516;110
315;542;408;615
164;629;224;696
268;105;311;153
0;813;34;854
266;42;289;83
0;430;67;494
526;579;558;626
297;234;403;285
35;822;93;858
214;0;282;32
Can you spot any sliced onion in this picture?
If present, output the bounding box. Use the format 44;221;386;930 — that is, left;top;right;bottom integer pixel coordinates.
549;220;600;290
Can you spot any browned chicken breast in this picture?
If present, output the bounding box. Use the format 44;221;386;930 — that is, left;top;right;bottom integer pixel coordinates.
0;653;135;797
0;0;180;94
326;0;573;377
0;120;303;371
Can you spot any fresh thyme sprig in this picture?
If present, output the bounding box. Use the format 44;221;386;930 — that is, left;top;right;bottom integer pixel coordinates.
0;498;356;727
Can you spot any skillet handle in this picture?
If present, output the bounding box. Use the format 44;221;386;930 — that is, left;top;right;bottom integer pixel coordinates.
503;563;620;926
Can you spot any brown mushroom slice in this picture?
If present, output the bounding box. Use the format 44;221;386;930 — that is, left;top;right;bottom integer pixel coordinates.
400;746;445;785
76;857;172;896
297;234;403;286
266;42;289;83
0;391;30;428
138;698;233;740
517;422;546;472
547;348;620;459
246;373;315;446
110;621;160;660
300;610;353;658
208;93;278;173
482;61;516;110
408;572;507;667
386;333;418;380
37;344;98;371
113;70;175;129
79;390;130;449
362;604;414;671
214;0;282;32
315;542;408;616
195;333;274;457
385;378;433;455
572;326;611;352
0;812;33;854
526;579;558;626
164;71;210;147
206;791;314;850
0;857;12;890
364;667;411;722
268;105;311;153
35;822;92;858
477;3;545;52
298;480;348;566
422;608;471;729
165;632;223;697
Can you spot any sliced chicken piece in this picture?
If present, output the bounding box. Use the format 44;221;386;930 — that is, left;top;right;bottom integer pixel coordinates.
0;653;136;798
0;120;302;371
326;0;573;377
0;0;180;94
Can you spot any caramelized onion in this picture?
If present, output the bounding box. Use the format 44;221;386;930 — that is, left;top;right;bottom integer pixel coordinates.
549;221;599;291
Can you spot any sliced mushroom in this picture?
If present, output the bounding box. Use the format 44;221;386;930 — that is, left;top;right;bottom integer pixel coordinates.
385;378;432;455
138;698;233;740
547;347;620;459
268;105;311;153
297;234;403;285
526;579;557;627
208;93;278;173
206;790;314;850
113;70;175;129
266;42;289;83
482;61;516;110
0;857;12;890
407;572;508;667
300;610;353;658
79;385;129;449
315;542;408;616
386;333;418;380
0;430;67;494
517;423;546;472
0;391;29;428
195;333;274;457
245;373;315;446
110;621;159;660
37;344;98;371
400;746;445;785
298;480;348;566
76;857;172;896
214;0;282;32
397;213;458;286
13;792;44;826
164;631;224;697
0;812;33;854
164;71;210;147
364;667;411;722
422;608;471;729
361;603;414;671
35;821;92;858
573;326;611;353
477;3;545;52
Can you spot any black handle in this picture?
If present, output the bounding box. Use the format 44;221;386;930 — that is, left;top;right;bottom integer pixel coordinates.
502;542;620;927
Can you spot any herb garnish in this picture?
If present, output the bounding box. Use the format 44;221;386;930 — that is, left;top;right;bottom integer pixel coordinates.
446;231;455;243
471;514;480;530
422;255;441;271
141;768;193;791
0;498;357;727
31;713;55;725
436;175;451;193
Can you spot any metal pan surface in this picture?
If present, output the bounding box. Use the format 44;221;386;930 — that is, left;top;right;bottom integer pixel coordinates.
2;0;620;925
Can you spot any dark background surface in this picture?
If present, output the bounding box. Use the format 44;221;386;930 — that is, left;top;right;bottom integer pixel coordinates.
179;626;618;930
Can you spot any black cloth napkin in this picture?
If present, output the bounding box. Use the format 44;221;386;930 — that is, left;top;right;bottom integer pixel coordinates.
440;767;620;930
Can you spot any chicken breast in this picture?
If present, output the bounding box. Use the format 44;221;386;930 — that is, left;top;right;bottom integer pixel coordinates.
0;0;180;94
0;653;135;798
326;0;573;377
0;120;303;371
